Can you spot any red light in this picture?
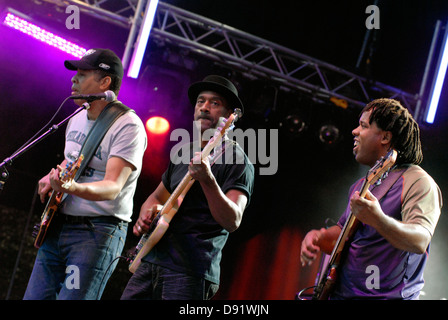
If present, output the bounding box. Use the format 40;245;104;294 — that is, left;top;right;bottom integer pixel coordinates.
146;116;170;134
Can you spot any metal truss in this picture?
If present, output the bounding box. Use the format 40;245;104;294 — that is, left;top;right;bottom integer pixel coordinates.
43;0;137;28
149;3;420;111
44;0;420;112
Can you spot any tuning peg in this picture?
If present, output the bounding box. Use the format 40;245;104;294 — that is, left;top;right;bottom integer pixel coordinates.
234;108;243;120
32;224;40;238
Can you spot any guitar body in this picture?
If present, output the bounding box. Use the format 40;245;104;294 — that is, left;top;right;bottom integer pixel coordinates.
128;205;178;274
315;266;338;300
311;149;397;300
312;218;360;300
33;155;84;248
128;109;242;273
33;191;62;248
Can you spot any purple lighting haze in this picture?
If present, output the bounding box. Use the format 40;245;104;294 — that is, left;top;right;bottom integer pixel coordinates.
3;12;86;58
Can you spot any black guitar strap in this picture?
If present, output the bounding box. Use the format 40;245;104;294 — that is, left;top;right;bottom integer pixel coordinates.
74;101;131;181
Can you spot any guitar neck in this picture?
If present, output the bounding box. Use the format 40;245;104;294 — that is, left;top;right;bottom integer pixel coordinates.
326;149;398;267
327;179;370;267
312;149;397;300
158;112;237;217
160;172;194;216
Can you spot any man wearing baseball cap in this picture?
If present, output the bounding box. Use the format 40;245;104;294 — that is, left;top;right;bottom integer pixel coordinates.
65;48;124;80
121;75;254;300
65;48;123;103
24;49;147;300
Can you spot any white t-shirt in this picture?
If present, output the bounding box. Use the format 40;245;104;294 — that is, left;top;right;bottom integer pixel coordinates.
60;107;147;222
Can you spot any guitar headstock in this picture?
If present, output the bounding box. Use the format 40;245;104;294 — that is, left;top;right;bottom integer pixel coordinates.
211;108;242;140
60;155;84;189
202;109;242;159
365;149;397;186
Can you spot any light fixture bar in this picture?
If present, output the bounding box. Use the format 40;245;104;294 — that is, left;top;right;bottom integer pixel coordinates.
3;12;86;58
127;0;159;78
426;21;448;124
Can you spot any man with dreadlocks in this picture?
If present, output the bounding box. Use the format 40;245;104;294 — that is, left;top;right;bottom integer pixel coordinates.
300;98;442;299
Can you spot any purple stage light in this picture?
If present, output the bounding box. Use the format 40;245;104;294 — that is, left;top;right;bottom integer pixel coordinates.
3;12;86;58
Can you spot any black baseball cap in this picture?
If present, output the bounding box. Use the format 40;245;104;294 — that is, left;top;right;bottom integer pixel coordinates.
64;48;124;78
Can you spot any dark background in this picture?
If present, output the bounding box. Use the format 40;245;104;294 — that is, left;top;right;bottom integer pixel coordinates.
0;0;447;300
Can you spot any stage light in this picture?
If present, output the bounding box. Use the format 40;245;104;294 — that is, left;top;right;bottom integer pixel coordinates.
318;124;340;145
146;116;169;134
280;114;307;136
425;21;448;124
3;12;86;58
127;0;159;78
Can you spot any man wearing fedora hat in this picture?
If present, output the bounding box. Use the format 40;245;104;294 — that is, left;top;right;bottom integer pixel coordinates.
24;48;147;300
121;75;254;300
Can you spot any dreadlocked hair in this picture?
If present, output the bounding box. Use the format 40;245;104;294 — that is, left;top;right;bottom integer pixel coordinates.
363;98;423;165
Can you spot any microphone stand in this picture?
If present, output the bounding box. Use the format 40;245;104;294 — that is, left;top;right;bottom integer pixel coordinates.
0;102;90;194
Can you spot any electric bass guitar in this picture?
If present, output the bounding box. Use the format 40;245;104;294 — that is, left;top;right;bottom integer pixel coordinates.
312;149;397;300
33;155;84;248
128;108;242;273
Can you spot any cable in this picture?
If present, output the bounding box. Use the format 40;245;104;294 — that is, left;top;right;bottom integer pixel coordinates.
95;255;129;300
295;285;316;300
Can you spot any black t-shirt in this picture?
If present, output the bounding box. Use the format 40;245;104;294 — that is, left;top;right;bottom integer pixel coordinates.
143;141;254;284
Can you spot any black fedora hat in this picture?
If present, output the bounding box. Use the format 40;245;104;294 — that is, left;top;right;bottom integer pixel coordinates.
188;75;244;114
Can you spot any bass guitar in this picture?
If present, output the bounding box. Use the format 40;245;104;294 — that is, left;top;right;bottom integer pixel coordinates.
312;149;397;300
33;155;84;248
128;108;242;273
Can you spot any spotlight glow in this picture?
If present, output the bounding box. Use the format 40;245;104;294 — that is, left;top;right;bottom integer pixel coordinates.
127;0;159;78
3;12;86;58
319;124;340;145
426;25;448;124
146;116;170;134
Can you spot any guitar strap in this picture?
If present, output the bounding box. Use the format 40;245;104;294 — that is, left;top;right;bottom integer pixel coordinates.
370;165;409;201
74;101;131;181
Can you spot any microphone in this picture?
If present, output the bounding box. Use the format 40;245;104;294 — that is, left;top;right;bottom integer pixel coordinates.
69;90;116;102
